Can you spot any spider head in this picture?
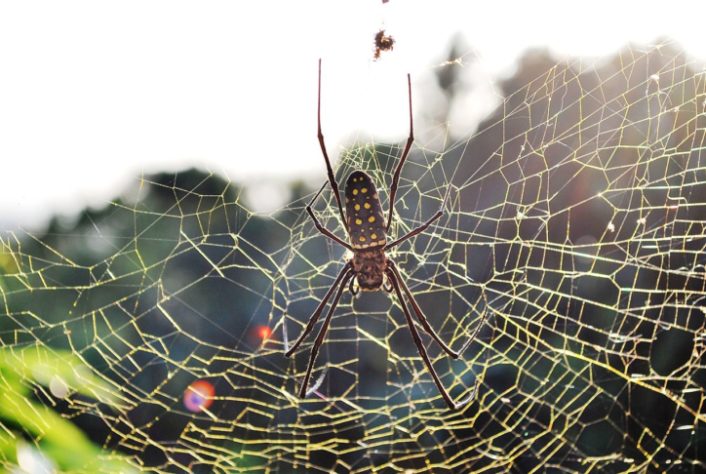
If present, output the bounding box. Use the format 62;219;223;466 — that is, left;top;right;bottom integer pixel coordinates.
356;268;384;291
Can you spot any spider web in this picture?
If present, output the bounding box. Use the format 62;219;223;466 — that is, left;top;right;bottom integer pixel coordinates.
2;41;706;472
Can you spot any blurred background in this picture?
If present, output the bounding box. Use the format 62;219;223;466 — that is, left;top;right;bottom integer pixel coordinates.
4;0;706;229
1;1;706;472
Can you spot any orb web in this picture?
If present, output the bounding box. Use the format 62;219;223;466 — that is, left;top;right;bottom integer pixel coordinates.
1;41;705;472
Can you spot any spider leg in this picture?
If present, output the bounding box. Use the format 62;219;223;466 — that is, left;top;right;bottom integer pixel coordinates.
388;261;471;359
317;59;347;233
348;275;359;295
298;271;354;398
385;73;414;233
286;263;352;357
384;208;443;250
388;269;470;410
307;182;353;250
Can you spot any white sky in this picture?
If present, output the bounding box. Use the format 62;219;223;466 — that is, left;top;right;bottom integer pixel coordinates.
2;0;706;230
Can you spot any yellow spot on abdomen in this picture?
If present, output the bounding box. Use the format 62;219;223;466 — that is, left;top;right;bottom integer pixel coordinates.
370;233;378;240
359;235;366;242
368;216;376;223
364;202;371;209
355;218;362;225
361;187;368;194
354;204;360;211
352;189;359;195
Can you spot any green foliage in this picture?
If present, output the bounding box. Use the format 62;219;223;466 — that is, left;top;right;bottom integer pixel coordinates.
0;345;135;473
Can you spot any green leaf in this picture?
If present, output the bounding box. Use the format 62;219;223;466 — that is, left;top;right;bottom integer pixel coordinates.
0;345;119;406
0;345;135;472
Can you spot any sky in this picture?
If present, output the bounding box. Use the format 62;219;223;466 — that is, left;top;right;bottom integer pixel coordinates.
2;0;706;229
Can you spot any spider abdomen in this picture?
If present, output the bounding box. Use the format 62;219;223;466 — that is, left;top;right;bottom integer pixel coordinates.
345;171;387;249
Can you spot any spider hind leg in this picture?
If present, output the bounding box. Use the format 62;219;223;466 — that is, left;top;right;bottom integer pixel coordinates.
286;263;352;358
387;268;474;410
297;270;354;398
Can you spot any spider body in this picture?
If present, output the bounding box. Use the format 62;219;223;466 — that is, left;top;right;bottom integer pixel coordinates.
285;60;485;410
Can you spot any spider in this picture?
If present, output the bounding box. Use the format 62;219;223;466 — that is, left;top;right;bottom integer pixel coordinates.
285;59;479;410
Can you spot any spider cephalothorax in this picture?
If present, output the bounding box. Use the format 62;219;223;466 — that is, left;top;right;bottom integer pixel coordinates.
350;247;388;291
285;60;484;410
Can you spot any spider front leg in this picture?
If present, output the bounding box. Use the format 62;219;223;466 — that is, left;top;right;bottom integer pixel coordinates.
385;73;414;233
316;59;347;232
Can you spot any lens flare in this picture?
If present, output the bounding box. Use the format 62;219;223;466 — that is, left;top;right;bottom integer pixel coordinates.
183;380;215;413
257;325;272;340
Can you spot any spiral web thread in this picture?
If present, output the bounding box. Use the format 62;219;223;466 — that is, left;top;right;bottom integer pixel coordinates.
1;42;705;472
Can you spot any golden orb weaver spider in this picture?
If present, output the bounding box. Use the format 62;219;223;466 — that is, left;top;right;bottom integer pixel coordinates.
285;60;481;410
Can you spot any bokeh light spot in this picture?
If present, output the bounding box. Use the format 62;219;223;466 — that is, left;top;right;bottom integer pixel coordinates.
257;325;272;341
183;380;215;413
